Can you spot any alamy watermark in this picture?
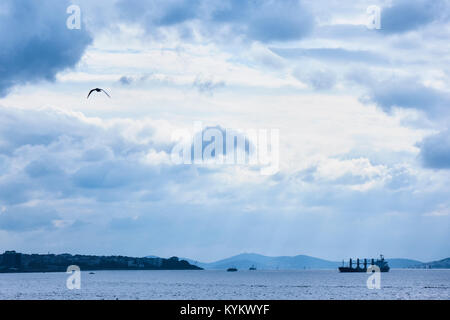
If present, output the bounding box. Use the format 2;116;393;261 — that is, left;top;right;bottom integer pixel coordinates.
366;265;381;289
66;265;81;290
366;5;381;30
66;5;81;30
171;122;279;175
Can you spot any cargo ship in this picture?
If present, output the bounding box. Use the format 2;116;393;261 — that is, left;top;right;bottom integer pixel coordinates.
339;255;390;272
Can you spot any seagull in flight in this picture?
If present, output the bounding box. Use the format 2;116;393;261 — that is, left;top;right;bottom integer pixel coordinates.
87;88;111;99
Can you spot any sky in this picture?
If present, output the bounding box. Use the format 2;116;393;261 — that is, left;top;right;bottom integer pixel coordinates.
0;0;449;262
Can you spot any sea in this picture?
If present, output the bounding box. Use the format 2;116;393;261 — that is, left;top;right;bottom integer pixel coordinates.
0;269;448;300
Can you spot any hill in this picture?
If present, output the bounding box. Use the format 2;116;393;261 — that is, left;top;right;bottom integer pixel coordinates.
384;258;423;268
185;253;340;270
0;251;202;273
182;253;426;270
421;257;450;269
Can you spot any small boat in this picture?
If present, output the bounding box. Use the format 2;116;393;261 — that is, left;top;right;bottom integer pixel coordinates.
249;265;256;271
227;267;238;272
89;272;95;274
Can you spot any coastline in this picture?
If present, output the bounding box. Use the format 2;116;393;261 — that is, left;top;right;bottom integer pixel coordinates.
0;251;203;273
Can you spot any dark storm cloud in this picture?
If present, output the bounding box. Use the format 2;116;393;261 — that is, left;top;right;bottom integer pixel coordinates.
0;0;92;96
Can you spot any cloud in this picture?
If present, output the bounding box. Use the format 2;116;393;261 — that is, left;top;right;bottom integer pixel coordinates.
293;69;336;91
115;0;314;43
196;125;252;159
0;207;59;232
271;47;387;65
347;73;450;118
419;130;450;169
424;204;450;216
0;106;101;155
0;106;176;203
0;106;269;208
193;76;225;95
295;158;393;192
364;80;446;114
117;0;201;28
0;105;448;259
118;75;152;86
211;0;314;42
119;76;133;85
0;0;92;96
381;0;448;34
312;25;374;40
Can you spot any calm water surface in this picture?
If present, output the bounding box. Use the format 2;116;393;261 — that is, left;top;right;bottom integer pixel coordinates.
0;269;448;300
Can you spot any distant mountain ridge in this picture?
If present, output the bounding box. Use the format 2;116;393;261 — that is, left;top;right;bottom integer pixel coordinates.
420;257;450;269
194;253;340;270
384;258;424;269
172;253;426;270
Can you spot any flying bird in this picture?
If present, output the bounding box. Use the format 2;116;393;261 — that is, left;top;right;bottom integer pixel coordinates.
87;88;111;99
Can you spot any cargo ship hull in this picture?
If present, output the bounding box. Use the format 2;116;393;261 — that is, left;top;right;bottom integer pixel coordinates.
338;266;389;272
338;255;390;273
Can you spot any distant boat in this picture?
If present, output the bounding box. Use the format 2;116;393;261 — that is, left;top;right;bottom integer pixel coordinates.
227;267;238;272
339;255;390;272
249;265;257;271
89;272;95;274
